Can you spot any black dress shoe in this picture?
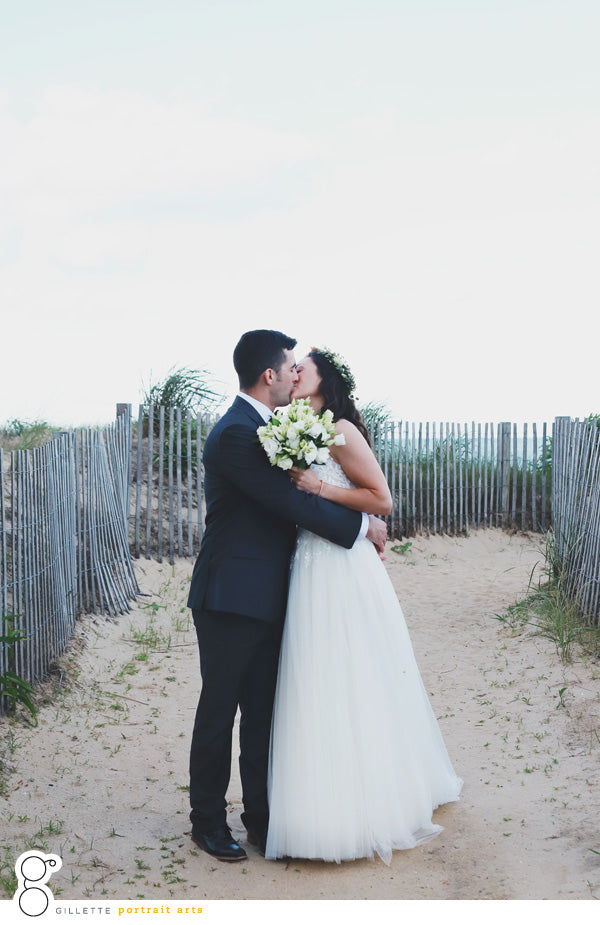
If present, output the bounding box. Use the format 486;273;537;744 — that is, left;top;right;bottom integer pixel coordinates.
246;828;267;856
191;825;247;862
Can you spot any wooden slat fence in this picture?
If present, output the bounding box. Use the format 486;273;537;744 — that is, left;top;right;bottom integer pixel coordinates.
371;420;551;539
0;415;138;713
128;407;552;562
129;403;214;563
552;416;600;623
7;405;600;715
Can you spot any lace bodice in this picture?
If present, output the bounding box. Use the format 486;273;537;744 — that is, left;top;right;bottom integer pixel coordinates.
295;454;357;560
315;454;355;490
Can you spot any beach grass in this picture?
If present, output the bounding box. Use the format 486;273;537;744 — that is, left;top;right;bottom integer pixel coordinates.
495;531;600;664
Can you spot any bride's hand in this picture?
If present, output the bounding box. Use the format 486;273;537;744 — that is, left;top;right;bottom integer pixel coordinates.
290;466;323;495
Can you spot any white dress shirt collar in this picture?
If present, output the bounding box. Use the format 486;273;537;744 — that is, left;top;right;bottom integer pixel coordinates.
237;391;272;423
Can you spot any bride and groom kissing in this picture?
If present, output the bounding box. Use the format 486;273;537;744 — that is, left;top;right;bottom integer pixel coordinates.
186;329;462;865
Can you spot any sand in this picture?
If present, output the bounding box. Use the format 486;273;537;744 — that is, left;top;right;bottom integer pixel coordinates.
1;528;599;904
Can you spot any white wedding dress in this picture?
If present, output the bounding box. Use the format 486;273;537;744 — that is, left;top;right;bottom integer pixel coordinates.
266;456;463;865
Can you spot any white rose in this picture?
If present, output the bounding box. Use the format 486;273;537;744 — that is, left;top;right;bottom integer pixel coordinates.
302;445;317;465
334;433;346;446
308;422;326;440
314;447;330;465
262;436;279;458
277;455;293;471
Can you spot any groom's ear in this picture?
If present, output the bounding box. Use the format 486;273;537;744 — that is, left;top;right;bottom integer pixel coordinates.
263;368;276;386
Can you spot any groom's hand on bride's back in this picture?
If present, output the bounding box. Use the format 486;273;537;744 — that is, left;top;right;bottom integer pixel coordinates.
366;514;387;555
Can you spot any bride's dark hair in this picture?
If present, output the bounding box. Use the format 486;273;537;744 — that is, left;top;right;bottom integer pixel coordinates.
308;350;371;446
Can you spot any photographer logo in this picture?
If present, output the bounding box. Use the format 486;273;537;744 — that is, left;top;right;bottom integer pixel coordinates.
13;851;62;917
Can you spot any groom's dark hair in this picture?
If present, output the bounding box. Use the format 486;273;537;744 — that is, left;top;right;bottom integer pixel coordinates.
234;330;297;389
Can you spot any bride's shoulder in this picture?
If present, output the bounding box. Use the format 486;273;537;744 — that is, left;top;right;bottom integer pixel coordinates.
332;418;369;453
335;418;363;439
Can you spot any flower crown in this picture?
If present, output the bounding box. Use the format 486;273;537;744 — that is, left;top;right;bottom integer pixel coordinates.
310;347;357;398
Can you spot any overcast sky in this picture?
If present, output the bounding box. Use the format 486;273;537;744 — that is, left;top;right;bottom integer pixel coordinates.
1;0;599;427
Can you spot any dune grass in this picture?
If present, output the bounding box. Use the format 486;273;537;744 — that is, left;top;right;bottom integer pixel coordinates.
495;531;600;664
0;419;54;451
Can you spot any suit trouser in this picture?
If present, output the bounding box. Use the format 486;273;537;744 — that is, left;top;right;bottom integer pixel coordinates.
189;608;282;834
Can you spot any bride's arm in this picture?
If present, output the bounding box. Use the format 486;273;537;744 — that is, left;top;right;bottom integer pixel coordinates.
290;419;392;516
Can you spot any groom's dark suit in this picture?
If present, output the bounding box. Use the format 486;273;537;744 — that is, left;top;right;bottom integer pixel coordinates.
187;394;362;837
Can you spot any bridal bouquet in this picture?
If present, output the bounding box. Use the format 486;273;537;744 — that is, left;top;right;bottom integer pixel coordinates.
257;398;345;471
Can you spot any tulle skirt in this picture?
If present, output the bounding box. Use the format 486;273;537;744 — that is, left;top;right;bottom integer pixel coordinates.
266;530;463;864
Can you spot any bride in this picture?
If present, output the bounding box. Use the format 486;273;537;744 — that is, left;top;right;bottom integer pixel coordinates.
265;348;463;865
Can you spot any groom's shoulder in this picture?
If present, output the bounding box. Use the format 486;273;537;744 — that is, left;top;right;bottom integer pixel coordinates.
218;396;256;427
207;398;257;442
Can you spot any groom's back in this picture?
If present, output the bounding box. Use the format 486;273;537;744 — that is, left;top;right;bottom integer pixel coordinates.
187;399;297;623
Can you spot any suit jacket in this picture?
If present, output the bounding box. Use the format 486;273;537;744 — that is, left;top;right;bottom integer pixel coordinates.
187;395;362;624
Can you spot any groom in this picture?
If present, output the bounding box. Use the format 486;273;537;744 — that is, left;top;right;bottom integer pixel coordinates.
187;329;387;861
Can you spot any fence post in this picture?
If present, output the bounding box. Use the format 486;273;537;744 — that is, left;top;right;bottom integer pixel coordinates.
552;416;572;551
498;422;511;527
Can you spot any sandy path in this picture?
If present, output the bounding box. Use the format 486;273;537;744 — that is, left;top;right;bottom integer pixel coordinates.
1;528;599;902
